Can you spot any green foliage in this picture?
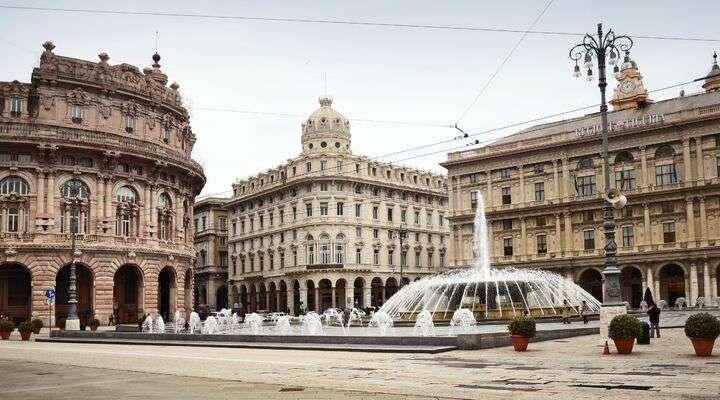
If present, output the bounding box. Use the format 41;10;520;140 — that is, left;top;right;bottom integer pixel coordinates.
17;321;33;332
684;313;720;340
0;320;14;332
507;315;537;338
608;314;642;339
88;318;100;327
31;319;44;330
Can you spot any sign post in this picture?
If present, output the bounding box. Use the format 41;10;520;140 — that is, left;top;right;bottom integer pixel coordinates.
46;289;55;337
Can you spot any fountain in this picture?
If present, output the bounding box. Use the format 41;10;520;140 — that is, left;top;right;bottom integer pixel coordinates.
275;315;292;335
658;300;668;310
188;312;202;334
639;300;648;313
300;312;324;335
696;297;705;309
202;316;219;334
244;313;265;335
449;308;477;335
141;315;153;333
412;310;435;336
675;297;686;309
347;308;364;328
369;311;393;336
153;315;165;334
380;192;602;322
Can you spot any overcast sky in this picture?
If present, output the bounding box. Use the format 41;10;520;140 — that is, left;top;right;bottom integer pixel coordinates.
1;1;718;197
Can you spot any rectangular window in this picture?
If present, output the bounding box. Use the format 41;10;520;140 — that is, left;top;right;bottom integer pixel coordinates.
415;251;421;267
306;162;312;172
372;206;379;220
503;238;513;256
615;169;636;190
501;187;511;205
10;96;21;116
336;202;344;215
500;168;511;179
259;215;264;228
232;222;237;235
387;207;393;222
533;164;545;174
717;156;720;177
306;203;313;217
426;212;432;226
355;204;361;217
356;227;362;237
355;164;360;173
71;105;83;123
469;173;481;184
320;160;327;170
537;234;547;254
356;248;362;264
655;164;678;185
414;211;420;224
470;191;478;208
502;219;512;230
373;249;379;265
536;216;546;226
201;216;207;230
320;182;328;191
373;229;379;239
124;114;135;133
401;251;407;267
622;225;635;247
401;209;407;223
279;209;284;224
320;202;328;216
292;166;296;176
575;175;596;196
293;229;297;240
388;250;394;266
292;207;297;221
583;230;595;250
428;252;434;267
534;182;545;201
663;222;676;243
280;253;285;268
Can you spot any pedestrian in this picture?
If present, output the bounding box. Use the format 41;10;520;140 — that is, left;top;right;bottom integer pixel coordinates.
299;301;305;316
562;300;572;324
580;300;589;324
647;302;661;338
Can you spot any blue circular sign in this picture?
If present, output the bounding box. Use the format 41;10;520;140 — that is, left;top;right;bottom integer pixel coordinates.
46;289;56;299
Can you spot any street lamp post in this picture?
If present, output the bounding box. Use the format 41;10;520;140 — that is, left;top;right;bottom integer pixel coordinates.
569;23;632;335
391;224;408;288
64;194;81;331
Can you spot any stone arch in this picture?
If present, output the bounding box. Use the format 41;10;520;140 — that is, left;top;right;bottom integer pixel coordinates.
371;277;383;307
278;280;288;314
305;279;316;312
578;268;603;302
620;266;643;308
335;278;347;309
385;277;399;300
249;284;257;311
55;262;94;326
613;150;635;164
113;264;144;323
216;285;228;310
318;278;332;311
257;282;267;311
654;144;675;159
292;279;301;315
353;277;365;308
654;261;688;280
0;173;34;194
659;263;686;305
268;281;278;312
158;266;177;321
0;262;32;322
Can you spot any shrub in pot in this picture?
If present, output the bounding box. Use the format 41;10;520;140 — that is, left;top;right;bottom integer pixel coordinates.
507;315;537;351
88;318;100;331
17;321;33;341
608;314;642;354
0;320;14;340
31;319;44;334
684;313;720;357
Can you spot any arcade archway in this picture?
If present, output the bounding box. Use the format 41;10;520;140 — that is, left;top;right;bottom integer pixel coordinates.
0;263;31;322
113;264;143;323
158;266;177;321
578;269;603;302
56;263;94;325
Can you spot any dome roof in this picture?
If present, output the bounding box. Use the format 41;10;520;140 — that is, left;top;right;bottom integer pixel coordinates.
703;52;720;92
301;97;352;153
306;97;349;128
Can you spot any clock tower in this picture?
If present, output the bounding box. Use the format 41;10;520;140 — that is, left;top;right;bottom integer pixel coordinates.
610;52;651;111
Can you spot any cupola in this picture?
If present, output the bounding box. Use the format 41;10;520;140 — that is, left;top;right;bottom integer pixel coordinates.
300;97;351;155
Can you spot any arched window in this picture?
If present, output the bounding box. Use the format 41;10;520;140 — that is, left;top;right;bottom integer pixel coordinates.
116;186;138;203
614;151;634;164
59;179;90;234
319;234;331;264
157;193;173;240
335;234;345;264
0;176;29;195
115;186;139;237
306;234;315;265
577;158;594;170
655;145;675;159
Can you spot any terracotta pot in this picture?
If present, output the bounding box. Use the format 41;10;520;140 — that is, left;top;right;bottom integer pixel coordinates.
90;325;98;331
0;331;10;340
613;337;635;354
690;337;716;357
20;331;32;341
511;335;530;352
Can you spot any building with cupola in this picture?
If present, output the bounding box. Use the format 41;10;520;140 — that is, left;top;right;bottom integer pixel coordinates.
0;42;205;326
222;97;449;315
443;53;720;310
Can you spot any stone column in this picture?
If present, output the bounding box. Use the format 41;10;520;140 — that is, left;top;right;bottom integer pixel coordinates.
96;175;104;220
682;138;692;185
36;169;45;214
711;272;718;304
46;172;55;221
331;287;337;309
315;288;320;312
275;290;281;312
519;217;527;258
564;211;573;253
207;278;217;310
300;288;308;313
639;145;648;188
703;261;711;299
105;178;112;220
288;288;295;316
686;198;695;247
555;213;562;255
690;263;698;306
553;160;560;201
562;156;570;199
646;265;655;298
696;138;704;183
699;197;708;246
363;286;371;309
485;175;493;207
518;164;525;205
643;203;651;246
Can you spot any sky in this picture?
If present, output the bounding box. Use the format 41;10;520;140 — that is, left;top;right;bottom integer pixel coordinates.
1;1;718;197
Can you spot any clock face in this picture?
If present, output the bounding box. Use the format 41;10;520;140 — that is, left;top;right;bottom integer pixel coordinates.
620;80;636;94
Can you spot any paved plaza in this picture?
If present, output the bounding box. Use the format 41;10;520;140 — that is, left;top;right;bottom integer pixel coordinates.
1;326;719;399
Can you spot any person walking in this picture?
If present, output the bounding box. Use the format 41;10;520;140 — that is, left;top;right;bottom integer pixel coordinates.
647;302;661;338
580;300;589;324
562;300;572;324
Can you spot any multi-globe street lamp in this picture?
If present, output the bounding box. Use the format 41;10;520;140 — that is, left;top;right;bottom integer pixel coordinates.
61;189;82;331
568;23;631;319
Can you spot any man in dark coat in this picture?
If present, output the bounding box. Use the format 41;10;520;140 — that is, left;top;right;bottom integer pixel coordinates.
647;302;661;338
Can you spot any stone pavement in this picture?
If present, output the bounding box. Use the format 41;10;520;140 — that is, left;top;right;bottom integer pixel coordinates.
1;328;719;399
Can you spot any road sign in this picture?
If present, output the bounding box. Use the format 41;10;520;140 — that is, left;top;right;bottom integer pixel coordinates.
46;289;55;299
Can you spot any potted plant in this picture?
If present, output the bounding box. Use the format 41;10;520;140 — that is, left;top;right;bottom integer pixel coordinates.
608;314;642;354
17;321;33;341
31;319;44;335
684;313;720;357
507;315;537;351
56;318;66;330
88;318;100;331
0;321;14;340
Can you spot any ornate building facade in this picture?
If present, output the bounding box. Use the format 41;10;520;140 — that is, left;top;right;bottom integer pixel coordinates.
443;54;720;309
193;196;229;311
226;97;449;315
0;42;205;325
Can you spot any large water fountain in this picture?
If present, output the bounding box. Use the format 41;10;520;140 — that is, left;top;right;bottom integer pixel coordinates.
380;192;602;321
